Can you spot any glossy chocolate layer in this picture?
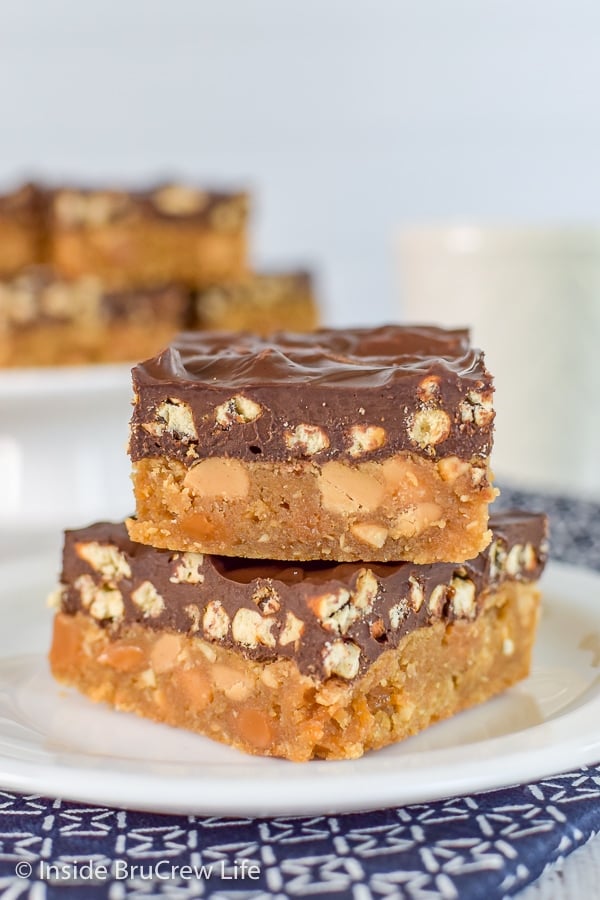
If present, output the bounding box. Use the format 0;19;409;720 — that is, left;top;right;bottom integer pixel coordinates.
129;325;494;465
56;511;548;681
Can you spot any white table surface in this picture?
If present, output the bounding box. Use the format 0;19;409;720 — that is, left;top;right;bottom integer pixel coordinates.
516;831;600;899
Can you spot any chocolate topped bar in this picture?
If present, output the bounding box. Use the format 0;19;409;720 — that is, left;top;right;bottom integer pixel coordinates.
56;511;547;682
0;180;250;289
47;183;250;289
195;270;319;336
130;325;494;465
0;266;187;326
127;324;497;563
50;509;547;759
48;184;248;230
0;266;189;366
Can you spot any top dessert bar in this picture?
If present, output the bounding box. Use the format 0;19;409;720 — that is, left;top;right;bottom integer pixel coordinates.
128;325;497;563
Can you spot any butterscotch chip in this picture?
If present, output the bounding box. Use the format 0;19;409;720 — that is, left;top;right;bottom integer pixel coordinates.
318;462;385;514
49;512;548;761
97;643;145;673
151;634;183;673
129;325;497;562
183;458;249;499
351;522;389;548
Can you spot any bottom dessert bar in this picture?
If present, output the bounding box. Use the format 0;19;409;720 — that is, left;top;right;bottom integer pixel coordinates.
49;512;548;762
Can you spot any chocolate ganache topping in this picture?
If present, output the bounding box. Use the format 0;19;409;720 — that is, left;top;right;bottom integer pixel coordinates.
129;325;495;465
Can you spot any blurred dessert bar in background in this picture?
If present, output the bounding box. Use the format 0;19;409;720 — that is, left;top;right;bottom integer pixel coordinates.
47;185;249;289
0;180;321;367
0;182;249;288
195;271;318;336
0;267;188;367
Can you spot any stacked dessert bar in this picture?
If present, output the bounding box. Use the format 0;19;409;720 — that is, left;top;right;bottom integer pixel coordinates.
0;182;318;366
49;325;548;760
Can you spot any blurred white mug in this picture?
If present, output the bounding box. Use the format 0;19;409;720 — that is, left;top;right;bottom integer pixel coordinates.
396;225;600;498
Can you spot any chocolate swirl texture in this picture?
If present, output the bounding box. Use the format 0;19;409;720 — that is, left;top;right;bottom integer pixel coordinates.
129;325;495;465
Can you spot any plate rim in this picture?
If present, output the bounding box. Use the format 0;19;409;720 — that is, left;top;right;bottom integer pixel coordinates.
0;362;132;399
0;558;598;816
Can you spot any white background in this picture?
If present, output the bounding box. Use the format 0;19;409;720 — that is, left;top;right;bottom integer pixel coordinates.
2;0;600;324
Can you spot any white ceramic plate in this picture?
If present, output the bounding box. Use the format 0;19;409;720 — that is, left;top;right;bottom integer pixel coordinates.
1;553;599;816
0;362;132;398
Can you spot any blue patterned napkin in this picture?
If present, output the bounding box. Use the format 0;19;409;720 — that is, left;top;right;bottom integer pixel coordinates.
0;487;598;899
0;767;599;898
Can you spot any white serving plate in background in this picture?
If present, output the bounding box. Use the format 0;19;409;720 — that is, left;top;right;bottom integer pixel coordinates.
0;364;134;531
